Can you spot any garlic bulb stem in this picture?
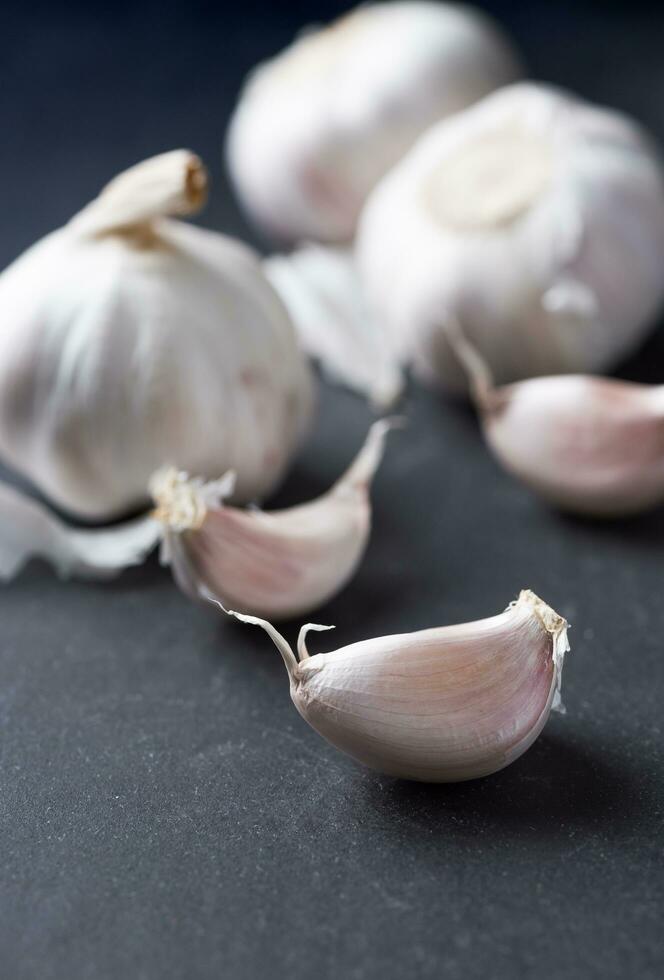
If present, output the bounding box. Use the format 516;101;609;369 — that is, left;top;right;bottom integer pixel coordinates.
223;590;570;783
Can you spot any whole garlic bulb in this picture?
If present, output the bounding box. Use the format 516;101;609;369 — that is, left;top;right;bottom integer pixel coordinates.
0;150;314;520
226;2;521;243
225;590;570;783
356;83;664;390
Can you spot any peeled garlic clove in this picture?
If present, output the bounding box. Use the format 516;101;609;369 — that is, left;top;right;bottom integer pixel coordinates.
447;320;664;516
224;590;570;783
226;2;521;243
264;244;403;408
0;150;313;521
356;82;664;390
150;420;397;620
0;482;159;581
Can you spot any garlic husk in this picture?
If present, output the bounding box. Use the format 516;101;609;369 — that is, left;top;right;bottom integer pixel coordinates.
150;420;397;620
264;245;403;408
447;319;664;516
225;590;570;783
226;2;521;244
0;150;314;521
0;481;159;581
356;82;664;391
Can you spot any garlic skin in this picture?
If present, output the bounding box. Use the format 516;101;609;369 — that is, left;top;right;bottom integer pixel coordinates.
447;320;664;516
356;83;664;391
226;2;521;244
225;590;570;783
0;151;313;520
150;420;396;620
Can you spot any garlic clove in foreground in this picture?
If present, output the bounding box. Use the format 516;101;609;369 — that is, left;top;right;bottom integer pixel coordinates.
0;481;159;581
150;420;398;620
224;590;570;783
226;2;521;243
446;319;664;516
356;82;664;391
264;244;403;408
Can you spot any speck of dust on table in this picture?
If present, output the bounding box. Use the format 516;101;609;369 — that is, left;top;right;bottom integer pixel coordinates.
0;2;662;979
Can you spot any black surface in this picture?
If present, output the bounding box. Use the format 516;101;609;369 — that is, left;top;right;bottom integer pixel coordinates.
1;2;663;978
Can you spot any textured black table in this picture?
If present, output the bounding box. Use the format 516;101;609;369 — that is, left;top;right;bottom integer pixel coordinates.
1;2;663;978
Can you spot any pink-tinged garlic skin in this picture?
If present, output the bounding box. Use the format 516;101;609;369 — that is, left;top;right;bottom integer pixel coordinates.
227;591;569;783
226;2;520;244
356;83;664;390
484;377;664;516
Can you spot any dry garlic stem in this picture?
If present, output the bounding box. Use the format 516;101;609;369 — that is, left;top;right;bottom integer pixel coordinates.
150;420;398;619
0;150;313;520
357;83;664;390
447;319;664;515
225;590;570;783
226;2;520;243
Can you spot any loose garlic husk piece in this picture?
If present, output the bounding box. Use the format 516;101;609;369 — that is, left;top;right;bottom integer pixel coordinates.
224;590;570;783
150;420;397;620
0;150;313;520
356;82;664;391
226;2;520;243
447;320;664;516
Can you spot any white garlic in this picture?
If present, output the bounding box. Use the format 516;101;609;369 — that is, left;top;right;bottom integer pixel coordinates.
356;82;664;391
226;2;520;243
447;319;664;516
224;590;570;783
0;150;314;521
150;420;396;620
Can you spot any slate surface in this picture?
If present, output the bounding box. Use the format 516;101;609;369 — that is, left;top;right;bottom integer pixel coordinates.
0;2;663;978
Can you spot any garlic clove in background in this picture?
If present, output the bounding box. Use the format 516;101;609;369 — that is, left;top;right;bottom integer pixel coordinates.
356;82;664;392
150;420;398;620
224;590;570;783
0;482;159;581
226;1;521;244
0;150;314;521
264;244;403;408
447;319;664;516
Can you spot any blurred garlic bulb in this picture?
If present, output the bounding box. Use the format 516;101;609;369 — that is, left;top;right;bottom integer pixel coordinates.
0;150;313;520
150;420;396;619
357;83;664;391
447;320;664;516
225;589;570;782
226;2;521;243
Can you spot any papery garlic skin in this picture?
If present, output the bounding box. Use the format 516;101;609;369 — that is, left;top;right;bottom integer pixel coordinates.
356;83;664;390
0;151;313;520
151;420;396;620
226;2;521;243
226;590;570;783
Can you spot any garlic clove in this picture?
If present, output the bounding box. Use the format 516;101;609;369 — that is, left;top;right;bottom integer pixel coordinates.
446;318;664;516
0;481;160;581
223;589;570;783
226;2;521;243
150;420;399;620
264;244;403;408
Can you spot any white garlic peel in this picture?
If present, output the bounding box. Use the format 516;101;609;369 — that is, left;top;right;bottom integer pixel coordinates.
0;482;159;581
0;150;314;520
224;590;570;783
447;319;664;516
150;420;398;620
226;2;521;243
356;83;664;391
264;245;403;408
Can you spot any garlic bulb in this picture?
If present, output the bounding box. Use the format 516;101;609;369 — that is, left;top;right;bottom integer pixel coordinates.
0;150;313;520
447;319;664;516
150;420;396;619
224;590;570;783
226;2;521;243
356;82;664;391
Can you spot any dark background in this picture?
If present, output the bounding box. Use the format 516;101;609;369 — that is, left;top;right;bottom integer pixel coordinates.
1;2;663;978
